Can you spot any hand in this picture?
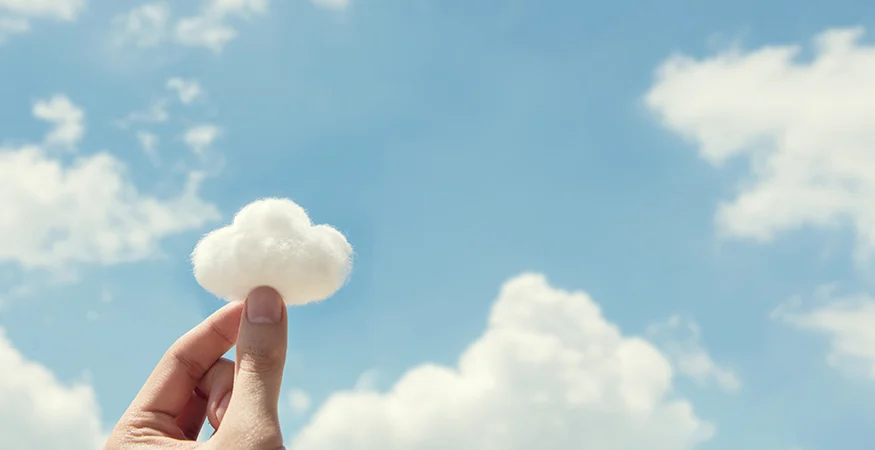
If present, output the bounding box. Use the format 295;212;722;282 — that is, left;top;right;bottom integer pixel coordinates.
106;286;289;449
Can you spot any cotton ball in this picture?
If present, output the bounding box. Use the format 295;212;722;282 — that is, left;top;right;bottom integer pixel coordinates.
191;197;353;305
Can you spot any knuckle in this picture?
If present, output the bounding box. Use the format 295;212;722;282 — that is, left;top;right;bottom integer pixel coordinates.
167;343;209;381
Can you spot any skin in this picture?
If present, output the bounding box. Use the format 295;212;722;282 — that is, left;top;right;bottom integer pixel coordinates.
106;286;289;449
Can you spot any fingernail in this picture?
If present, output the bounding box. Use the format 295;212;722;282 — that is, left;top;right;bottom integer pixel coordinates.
216;391;232;423
246;286;283;324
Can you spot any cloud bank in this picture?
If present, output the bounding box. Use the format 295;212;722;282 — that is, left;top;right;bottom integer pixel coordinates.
0;328;107;449
646;27;875;260
1;95;219;269
291;274;713;450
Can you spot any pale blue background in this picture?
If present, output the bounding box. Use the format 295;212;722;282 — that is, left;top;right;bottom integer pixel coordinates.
2;1;874;449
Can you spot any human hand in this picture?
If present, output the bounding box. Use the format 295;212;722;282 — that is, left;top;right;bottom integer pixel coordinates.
105;286;289;449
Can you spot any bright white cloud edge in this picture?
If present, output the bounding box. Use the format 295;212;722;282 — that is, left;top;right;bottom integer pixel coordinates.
775;286;875;381
647;315;742;393
1;95;220;269
112;0;269;54
290;274;714;450
645;26;875;261
0;328;107;449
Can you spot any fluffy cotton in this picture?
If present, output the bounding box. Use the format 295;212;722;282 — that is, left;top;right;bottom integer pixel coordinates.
192;197;353;305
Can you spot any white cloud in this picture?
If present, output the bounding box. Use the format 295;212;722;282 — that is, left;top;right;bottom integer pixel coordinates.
0;0;84;43
0;96;220;269
110;2;170;48
352;368;379;391
289;388;312;416
136;130;159;164
0;0;84;21
0;328;107;449
183;124;221;155
310;0;350;11
113;0;268;54
118;99;169;128
647;316;741;393
291;274;714;450
645;27;875;259
775;287;875;381
208;0;268;16
0;16;29;43
174;15;236;54
174;0;268;53
166;77;203;104
32;95;84;150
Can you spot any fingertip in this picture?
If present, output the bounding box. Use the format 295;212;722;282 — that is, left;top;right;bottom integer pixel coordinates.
210;391;232;429
245;286;285;325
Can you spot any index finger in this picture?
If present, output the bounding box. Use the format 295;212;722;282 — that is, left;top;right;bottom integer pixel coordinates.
129;301;244;419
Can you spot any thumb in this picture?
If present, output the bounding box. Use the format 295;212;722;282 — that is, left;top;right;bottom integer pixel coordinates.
219;286;288;446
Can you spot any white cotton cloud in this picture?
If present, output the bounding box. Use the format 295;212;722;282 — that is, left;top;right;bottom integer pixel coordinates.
177;0;266;48
174;0;267;53
118;99;169;128
110;2;170;48
0;97;220;269
645;27;875;260
32;95;84;150
0;0;83;44
774;287;875;381
0;16;29;43
112;0;267;54
289;388;312;415
352;369;379;391
647;316;741;393
0;0;84;21
183;124;221;155
0;328;107;449
310;0;350;11
209;0;268;16
136;130;159;165
192;198;353;305
290;274;714;450
166;77;204;104
174;16;237;54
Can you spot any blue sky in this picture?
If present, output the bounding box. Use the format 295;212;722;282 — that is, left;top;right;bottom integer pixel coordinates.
3;0;875;449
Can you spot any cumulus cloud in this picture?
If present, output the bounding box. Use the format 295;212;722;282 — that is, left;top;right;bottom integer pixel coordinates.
192;198;353;305
166;77;203;104
0;328;107;449
774;286;875;381
0;16;29;43
183;124;221;155
0;96;220;269
310;0;350;11
290;274;714;450
110;2;170;48
647;316;741;393
352;369;379;391
136;130;159;164
112;0;267;54
289;388;313;416
118;99;169;128
0;0;84;21
32;94;84;150
645;27;875;260
0;0;84;43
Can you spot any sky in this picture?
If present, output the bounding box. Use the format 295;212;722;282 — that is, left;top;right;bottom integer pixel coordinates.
2;0;875;449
